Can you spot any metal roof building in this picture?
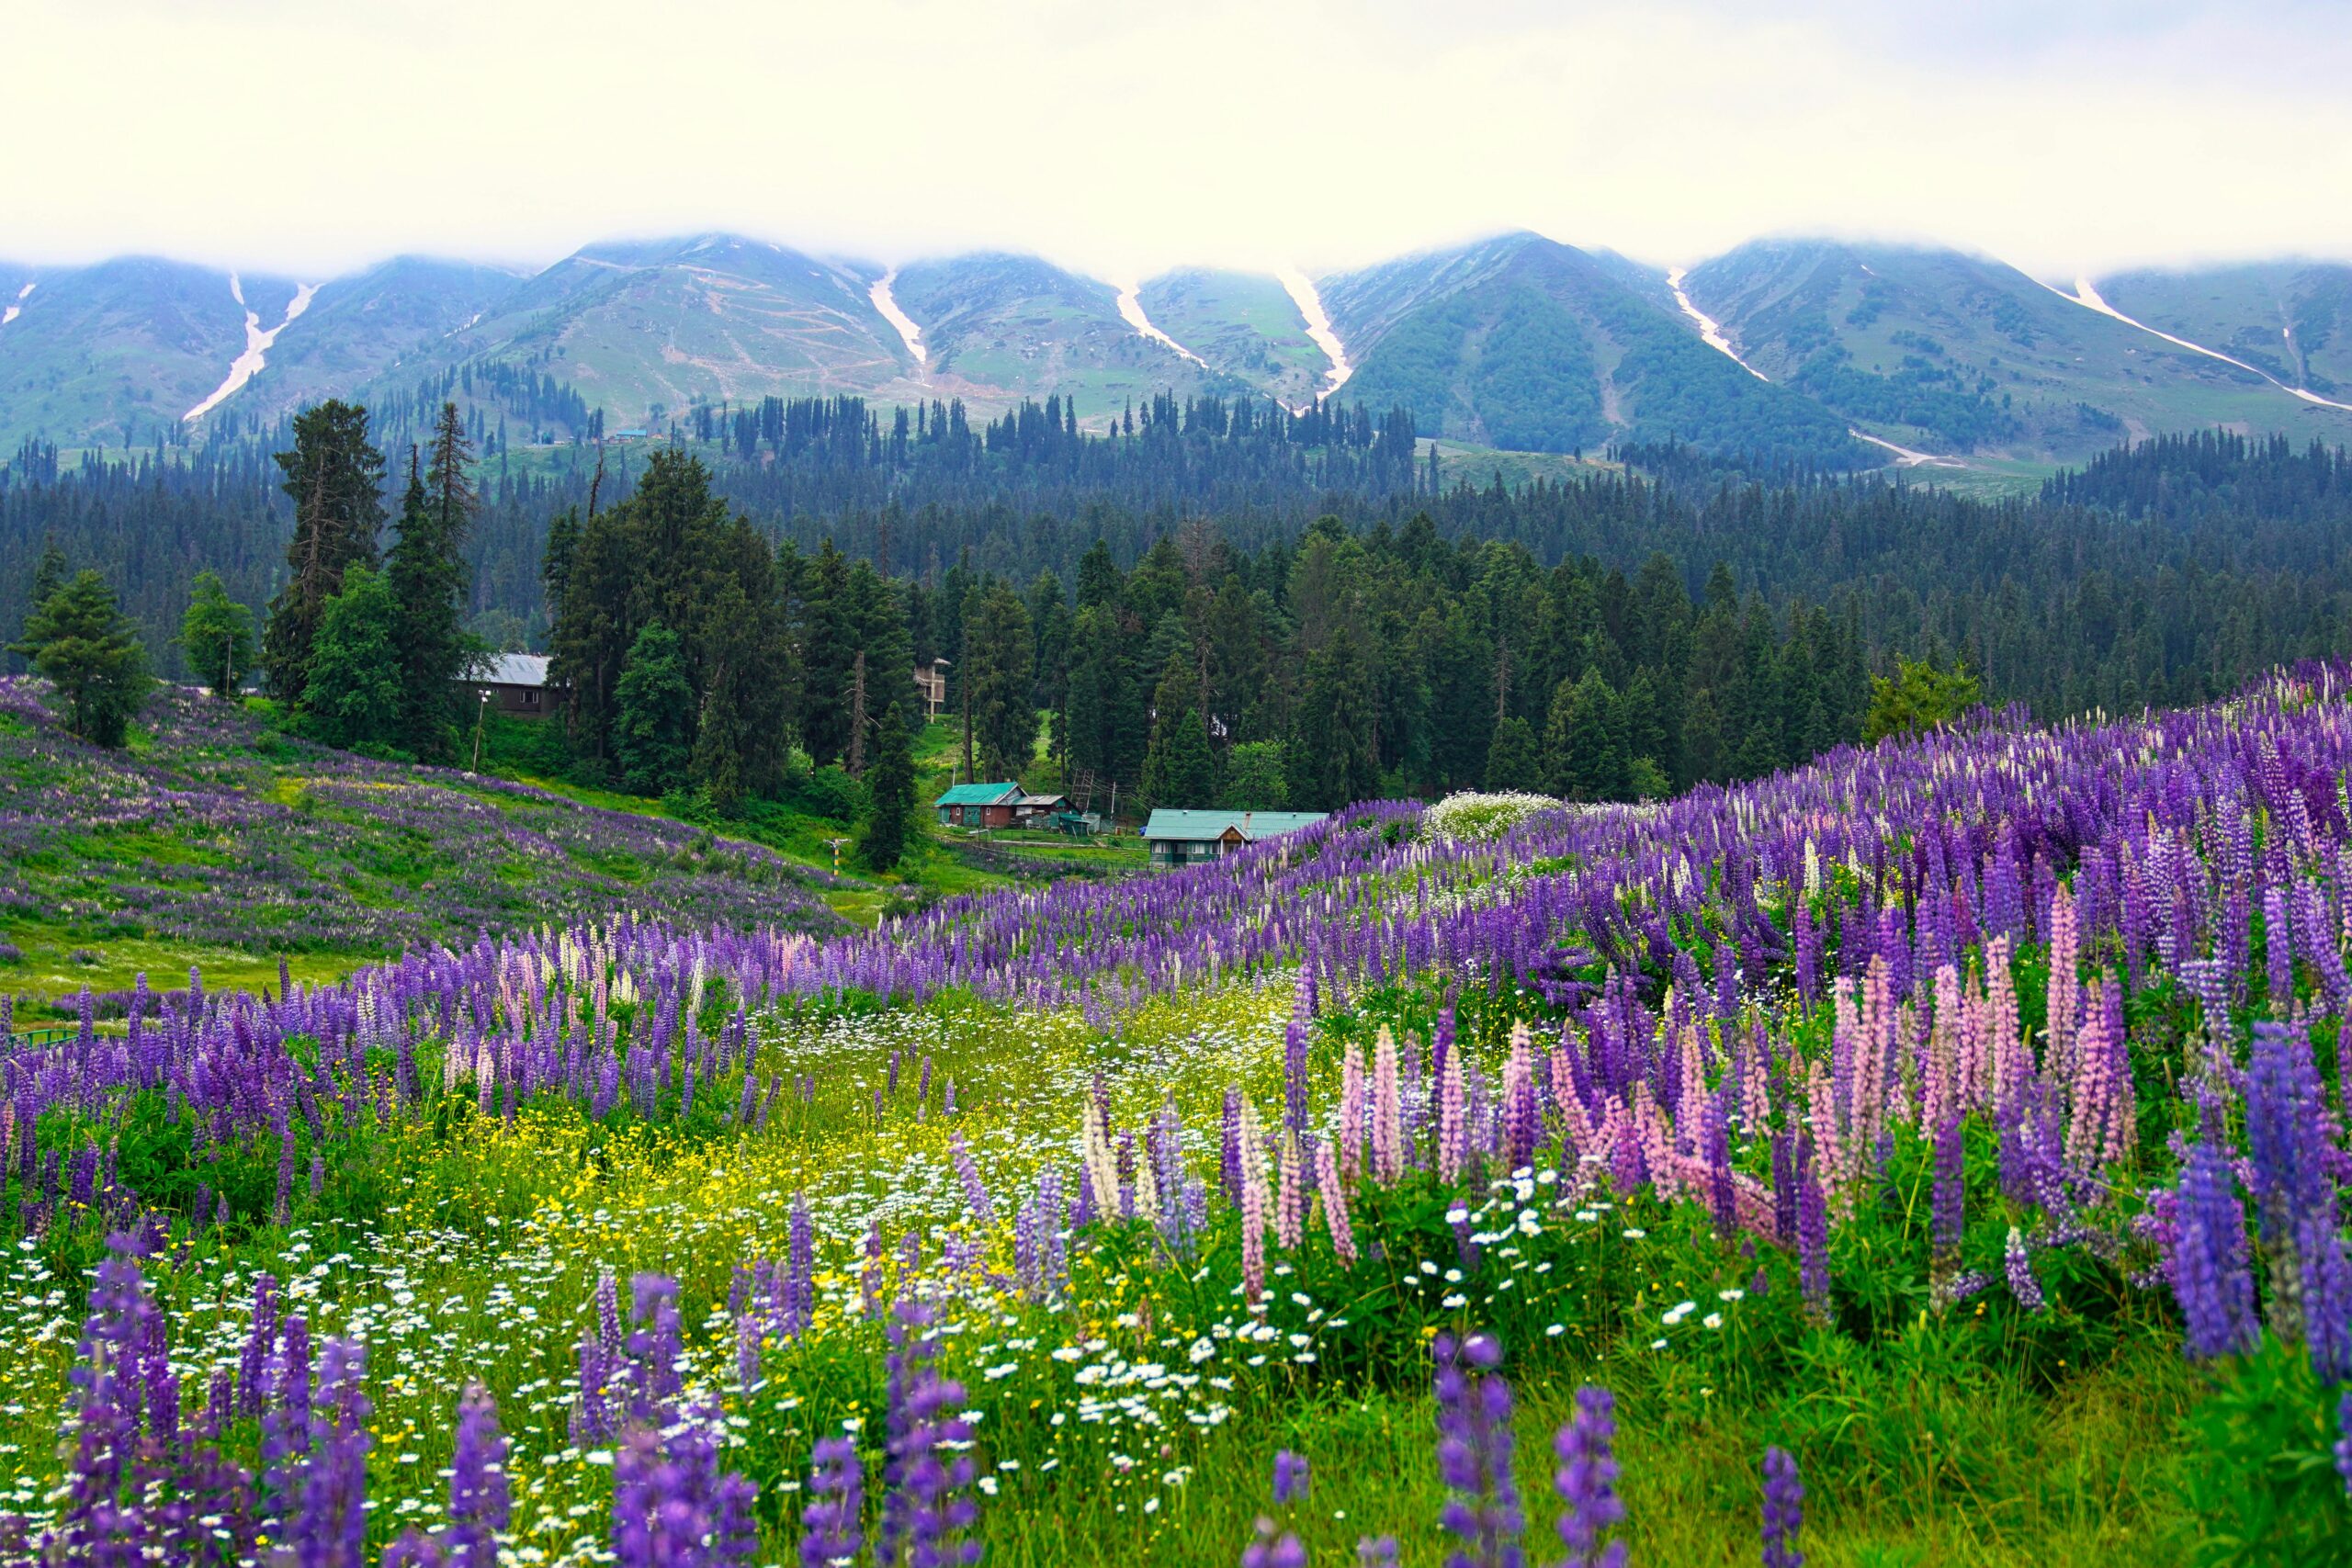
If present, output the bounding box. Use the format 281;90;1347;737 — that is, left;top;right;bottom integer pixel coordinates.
1139;808;1329;866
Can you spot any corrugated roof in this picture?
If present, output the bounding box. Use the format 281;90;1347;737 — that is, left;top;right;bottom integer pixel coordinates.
478;653;549;687
1140;808;1328;842
936;782;1023;806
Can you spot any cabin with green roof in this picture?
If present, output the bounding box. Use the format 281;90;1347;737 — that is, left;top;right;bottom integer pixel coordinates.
1140;808;1329;867
935;782;1023;829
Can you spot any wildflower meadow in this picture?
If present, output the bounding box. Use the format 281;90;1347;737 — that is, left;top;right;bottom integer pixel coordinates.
6;663;2352;1564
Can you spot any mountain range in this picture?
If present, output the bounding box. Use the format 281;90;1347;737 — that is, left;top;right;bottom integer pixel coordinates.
4;230;2349;468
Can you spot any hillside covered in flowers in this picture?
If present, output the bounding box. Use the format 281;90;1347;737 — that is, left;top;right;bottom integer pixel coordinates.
4;665;2352;1562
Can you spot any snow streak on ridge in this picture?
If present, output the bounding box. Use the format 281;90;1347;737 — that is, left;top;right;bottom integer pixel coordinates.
1665;266;1766;380
1274;267;1352;399
184;275;318;422
1115;283;1206;367
869;268;927;373
2048;276;2352;414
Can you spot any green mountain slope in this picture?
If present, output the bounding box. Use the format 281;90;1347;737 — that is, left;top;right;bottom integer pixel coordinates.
1134;268;1324;405
1682;241;2352;458
1323;231;1862;464
0;257;299;452
891;253;1232;423
2095;262;2352;397
239;255;525;422
383;233;917;431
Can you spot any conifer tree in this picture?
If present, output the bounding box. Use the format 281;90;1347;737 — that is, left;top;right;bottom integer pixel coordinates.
1287;623;1379;810
1483;715;1542;792
613;622;694;796
963;581;1036;782
385;407;477;759
1143;705;1216;810
264;400;385;705
299;564;402;753
14;570;150;746
862;700;918;872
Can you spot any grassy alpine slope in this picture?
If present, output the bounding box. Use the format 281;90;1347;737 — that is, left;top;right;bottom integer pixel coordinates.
6;666;2352;1563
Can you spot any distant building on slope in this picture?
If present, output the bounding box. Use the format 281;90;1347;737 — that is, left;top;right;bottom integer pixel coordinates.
1140;808;1328;868
473;653;553;716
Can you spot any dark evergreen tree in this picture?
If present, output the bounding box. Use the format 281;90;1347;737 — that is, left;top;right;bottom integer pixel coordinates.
613;622;694;795
385;407;478;760
1484;715;1543;792
14;570;150;746
862;700;918;872
299;564;402;753
1288;623;1379;810
963;580;1037;783
264;400;385;705
1143;705;1216;810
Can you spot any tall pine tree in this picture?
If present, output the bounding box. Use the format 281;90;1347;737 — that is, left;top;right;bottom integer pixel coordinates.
385;406;477;760
263;400;385;705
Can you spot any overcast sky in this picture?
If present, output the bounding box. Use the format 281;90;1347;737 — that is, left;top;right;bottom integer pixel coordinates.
9;0;2351;281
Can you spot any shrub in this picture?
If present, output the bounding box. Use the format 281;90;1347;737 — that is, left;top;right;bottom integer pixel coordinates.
1423;790;1562;842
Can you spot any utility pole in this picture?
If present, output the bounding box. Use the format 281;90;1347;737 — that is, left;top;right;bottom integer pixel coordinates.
469;689;490;773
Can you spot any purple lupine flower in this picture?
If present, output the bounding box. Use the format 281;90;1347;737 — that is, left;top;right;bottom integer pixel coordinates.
2171;1139;2259;1359
627;1273;684;1426
1273;1450;1310;1505
288;1337;370;1567
1796;1140;1831;1326
880;1301;983;1568
2004;1226;2045;1313
608;1409;760;1568
1357;1537;1401;1566
447;1382;510;1567
801;1434;865;1567
1433;1333;1522;1568
737;1313;763;1391
2335;1390;2352;1499
1929;1110;1964;1296
1551;1383;1625;1568
786;1195;816;1337
1243;1517;1308;1568
1760;1445;1804;1568
950;1133;995;1226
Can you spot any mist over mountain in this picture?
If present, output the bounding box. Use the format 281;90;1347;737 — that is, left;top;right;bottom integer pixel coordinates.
4;227;2350;468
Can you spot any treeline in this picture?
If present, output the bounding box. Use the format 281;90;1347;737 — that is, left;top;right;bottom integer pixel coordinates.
12;400;2352;739
538;448;1869;825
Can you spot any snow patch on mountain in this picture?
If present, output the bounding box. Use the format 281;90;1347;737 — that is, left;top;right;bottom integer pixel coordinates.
868;269;927;373
0;281;30;328
1275;267;1352;399
1850;429;1962;468
2051;276;2352;414
185;275;319;422
1115;283;1206;367
1666;267;1766;380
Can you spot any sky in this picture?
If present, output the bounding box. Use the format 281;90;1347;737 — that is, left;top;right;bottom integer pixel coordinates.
8;0;2352;281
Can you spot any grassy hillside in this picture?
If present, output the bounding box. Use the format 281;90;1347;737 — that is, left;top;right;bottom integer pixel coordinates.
240;255;526;420
892;252;1236;423
2096;260;2352;395
1136;268;1326;405
1326;232;1863;465
379;234;918;433
0;256;293;452
0;681;844;1008
1683;240;2352;459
